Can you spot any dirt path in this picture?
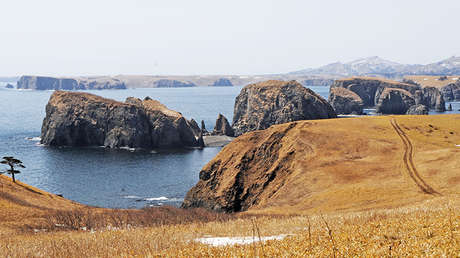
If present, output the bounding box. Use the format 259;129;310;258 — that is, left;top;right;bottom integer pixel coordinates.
390;118;441;195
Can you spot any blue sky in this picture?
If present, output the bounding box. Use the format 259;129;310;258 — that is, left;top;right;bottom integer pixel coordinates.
1;0;459;76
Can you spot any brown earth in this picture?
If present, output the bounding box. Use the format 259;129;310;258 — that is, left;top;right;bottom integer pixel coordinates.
183;115;460;214
404;75;459;88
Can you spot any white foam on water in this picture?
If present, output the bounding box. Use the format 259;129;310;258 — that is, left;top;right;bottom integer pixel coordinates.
26;136;41;141
456;144;460;147
123;195;141;199
144;196;168;201
119;146;136;152
195;234;289;247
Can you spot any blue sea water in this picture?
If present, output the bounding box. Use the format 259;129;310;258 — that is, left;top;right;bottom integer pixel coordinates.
0;84;457;208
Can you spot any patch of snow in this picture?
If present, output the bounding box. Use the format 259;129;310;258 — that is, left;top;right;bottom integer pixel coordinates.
456;144;460;147
424;78;428;80
452;78;458;81
195;234;289;247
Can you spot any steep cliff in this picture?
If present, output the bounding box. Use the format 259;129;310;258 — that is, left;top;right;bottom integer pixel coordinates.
41;91;203;149
328;87;364;114
232;80;337;136
376;88;415;114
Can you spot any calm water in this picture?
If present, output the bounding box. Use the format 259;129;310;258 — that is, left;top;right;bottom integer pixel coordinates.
0;84;457;208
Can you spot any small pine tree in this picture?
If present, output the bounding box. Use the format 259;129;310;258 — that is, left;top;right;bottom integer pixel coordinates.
0;157;25;183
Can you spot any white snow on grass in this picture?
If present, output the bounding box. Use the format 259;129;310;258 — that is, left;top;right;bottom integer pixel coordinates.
195;234;289;247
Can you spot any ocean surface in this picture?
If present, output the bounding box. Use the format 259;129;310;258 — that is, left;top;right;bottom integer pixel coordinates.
0;83;458;208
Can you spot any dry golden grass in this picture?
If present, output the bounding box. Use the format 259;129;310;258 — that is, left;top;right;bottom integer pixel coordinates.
405;75;459;88
1;115;460;256
1;196;460;257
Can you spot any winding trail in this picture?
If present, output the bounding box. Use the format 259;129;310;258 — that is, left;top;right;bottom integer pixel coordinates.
390;118;441;195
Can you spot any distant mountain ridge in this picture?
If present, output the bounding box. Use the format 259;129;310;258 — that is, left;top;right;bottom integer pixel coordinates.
290;56;460;77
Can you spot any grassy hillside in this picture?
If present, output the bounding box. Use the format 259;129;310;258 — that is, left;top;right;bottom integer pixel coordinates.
405;75;459;88
1;115;459;256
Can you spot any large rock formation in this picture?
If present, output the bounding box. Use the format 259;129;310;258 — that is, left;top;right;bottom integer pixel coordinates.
331;77;419;107
17;76;126;90
441;81;460;101
212;114;234;137
232;80;337;136
211;78;233;86
376;88;415;114
328;87;364;114
152;79;195;88
41;91;203;149
331;77;446;113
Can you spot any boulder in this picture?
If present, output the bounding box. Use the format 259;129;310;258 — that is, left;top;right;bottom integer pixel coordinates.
232;80;337;136
328;87;364;114
435;94;446;112
211;114;234;137
211;78;233;86
153;79;195;88
406;104;429;115
376;88;415;114
5;83;14;89
41;91;203;149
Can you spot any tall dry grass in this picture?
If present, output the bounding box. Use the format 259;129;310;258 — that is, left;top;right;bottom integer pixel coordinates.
1;197;459;257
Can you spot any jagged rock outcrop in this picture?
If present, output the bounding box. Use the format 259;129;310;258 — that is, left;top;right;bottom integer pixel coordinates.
406;104;429;115
17;76;126;90
376;88;415;114
328;87;364;114
331;77;445;112
41;91;203;149
232;80;337;136
153;79;195;88
211;78;233;86
211;114;234;137
5;83;14;89
200;120;209;135
447;104;453;111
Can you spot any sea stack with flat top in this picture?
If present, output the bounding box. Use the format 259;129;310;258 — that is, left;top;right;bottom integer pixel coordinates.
41;91;203;149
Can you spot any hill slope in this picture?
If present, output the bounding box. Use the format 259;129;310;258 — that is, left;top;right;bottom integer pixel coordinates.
183;115;460;214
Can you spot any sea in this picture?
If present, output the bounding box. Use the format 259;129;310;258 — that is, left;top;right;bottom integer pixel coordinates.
0;83;458;209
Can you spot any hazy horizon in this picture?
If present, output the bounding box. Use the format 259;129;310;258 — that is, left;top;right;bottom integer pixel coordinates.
1;0;459;77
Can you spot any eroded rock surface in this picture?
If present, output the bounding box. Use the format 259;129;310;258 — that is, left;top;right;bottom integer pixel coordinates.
376;88;415;114
328;87;364;114
41;91;203;149
406;104;429;115
232;80;336;136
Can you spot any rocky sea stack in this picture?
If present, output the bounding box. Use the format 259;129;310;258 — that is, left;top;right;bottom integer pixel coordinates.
41;91;203;149
211;78;233;86
212;114;234;137
232;80;337;136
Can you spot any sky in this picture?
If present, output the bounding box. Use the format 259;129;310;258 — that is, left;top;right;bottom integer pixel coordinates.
1;0;459;76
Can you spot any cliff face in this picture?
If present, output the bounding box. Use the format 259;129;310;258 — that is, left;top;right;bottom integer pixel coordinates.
232;80;337;136
41;91;203;149
17;76;126;90
441;82;460;101
182;115;460;213
331;77;446;113
328;87;364;114
376;88;415;114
